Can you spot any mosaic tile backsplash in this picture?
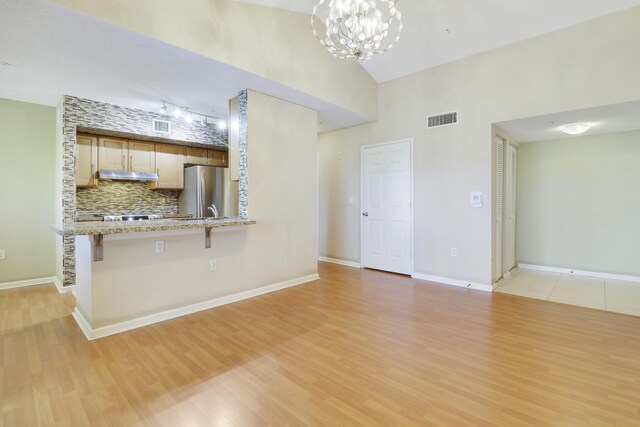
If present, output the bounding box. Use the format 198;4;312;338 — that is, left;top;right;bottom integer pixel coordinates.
61;95;243;286
76;181;180;219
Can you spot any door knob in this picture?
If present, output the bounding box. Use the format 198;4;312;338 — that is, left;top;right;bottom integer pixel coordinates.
362;212;369;216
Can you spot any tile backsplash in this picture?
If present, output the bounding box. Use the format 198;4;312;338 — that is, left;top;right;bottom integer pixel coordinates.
76;181;180;219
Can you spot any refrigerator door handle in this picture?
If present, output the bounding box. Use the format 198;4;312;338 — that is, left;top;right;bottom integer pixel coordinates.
197;167;204;218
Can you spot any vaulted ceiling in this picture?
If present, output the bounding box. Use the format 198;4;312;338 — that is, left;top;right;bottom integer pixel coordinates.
1;0;639;133
238;0;640;82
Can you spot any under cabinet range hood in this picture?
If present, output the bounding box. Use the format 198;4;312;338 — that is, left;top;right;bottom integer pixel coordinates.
97;170;159;182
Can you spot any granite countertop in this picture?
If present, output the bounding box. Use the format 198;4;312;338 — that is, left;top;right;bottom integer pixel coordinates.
51;217;256;236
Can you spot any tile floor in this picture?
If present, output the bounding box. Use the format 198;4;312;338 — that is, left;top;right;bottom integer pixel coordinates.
495;268;640;316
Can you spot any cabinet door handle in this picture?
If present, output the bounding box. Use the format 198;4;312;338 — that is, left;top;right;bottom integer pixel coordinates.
121;155;125;169
130;155;133;170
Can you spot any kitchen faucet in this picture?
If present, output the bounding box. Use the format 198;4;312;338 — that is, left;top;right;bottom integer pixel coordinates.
207;204;219;218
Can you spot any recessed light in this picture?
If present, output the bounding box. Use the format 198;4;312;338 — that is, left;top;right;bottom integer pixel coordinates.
561;123;591;135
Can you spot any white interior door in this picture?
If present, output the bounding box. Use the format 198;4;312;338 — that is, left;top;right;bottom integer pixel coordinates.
494;137;505;282
504;145;517;271
361;141;412;275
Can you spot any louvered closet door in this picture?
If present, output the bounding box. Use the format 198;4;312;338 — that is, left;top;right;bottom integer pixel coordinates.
494;137;505;282
505;145;517;271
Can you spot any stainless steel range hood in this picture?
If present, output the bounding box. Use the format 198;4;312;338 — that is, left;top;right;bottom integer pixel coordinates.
98;170;159;182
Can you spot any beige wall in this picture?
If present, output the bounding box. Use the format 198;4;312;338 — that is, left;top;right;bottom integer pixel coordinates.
85;91;318;325
50;0;377;120
319;7;640;285
0;98;57;283
516;131;640;276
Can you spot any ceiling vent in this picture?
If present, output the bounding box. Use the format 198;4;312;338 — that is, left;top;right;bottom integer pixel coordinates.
152;119;171;134
427;111;458;128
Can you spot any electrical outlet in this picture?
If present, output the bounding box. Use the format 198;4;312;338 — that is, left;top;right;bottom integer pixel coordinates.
450;248;458;257
0;250;5;260
209;259;217;271
155;240;165;253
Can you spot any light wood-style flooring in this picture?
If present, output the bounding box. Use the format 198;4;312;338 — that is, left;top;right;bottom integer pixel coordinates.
2;262;640;426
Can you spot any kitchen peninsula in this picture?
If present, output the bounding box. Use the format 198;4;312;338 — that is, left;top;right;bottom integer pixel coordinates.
52;217;256;340
53;91;319;340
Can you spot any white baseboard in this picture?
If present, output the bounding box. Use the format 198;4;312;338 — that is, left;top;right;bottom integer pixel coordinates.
0;275;77;294
412;273;493;293
318;256;362;268
518;263;640;285
53;276;76;294
73;273;320;340
0;276;58;291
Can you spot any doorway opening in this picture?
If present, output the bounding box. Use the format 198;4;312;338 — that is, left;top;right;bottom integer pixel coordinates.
492;100;640;316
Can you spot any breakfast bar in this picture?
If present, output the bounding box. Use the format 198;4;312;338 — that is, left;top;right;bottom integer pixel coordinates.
52;217;256;260
51;218;258;339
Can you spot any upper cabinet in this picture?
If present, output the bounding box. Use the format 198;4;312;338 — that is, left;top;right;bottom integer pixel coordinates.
186;147;227;167
208;149;227;167
77;133;228;189
150;144;185;190
185;147;208;166
129;141;156;173
76;134;98;187
98;138;156;173
98;137;128;171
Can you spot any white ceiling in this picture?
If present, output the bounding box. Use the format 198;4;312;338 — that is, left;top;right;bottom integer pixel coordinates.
495;101;640;143
3;0;640;134
0;0;369;132
237;0;640;82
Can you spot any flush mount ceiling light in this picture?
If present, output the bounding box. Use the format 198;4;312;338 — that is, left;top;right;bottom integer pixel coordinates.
561;123;591;135
311;0;403;62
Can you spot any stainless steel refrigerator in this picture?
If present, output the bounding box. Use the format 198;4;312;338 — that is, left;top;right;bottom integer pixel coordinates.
179;165;239;218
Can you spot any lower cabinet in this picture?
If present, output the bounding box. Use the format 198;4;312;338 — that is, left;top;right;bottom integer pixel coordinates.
150;144;185;190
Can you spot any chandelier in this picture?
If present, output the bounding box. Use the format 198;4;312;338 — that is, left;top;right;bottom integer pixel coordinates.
311;0;403;62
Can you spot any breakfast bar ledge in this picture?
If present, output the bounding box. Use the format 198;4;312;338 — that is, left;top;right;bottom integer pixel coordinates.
51;217;256;261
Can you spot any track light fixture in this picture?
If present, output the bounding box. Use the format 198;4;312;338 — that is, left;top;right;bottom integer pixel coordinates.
159;101;227;129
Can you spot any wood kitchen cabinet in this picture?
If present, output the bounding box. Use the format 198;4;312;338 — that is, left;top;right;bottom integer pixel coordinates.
76;134;98;187
185;147;209;166
208;149;227;167
150;144;185;190
98;137;129;171
128;141;156;173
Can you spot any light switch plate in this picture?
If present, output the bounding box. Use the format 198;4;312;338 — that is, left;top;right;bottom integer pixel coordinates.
209;259;217;271
470;191;483;208
155;241;164;253
0;250;5;260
